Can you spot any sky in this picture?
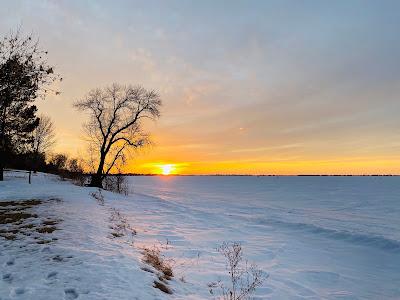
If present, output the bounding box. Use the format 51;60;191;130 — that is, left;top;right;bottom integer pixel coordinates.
1;0;400;175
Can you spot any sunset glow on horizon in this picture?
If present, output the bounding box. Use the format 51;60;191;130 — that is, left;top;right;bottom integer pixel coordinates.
129;158;400;176
159;164;175;176
2;1;400;175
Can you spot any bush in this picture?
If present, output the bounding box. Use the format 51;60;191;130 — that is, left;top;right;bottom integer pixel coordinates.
103;174;129;195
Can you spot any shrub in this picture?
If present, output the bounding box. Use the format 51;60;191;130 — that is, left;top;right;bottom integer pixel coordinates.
103;174;129;195
210;242;266;300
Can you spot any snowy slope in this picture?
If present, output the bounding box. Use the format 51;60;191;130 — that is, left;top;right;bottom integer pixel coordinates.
0;172;175;300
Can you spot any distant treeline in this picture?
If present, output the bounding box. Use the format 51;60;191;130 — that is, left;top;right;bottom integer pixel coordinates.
6;151;86;183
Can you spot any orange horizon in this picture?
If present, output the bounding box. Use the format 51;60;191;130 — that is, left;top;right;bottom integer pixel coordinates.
120;159;400;176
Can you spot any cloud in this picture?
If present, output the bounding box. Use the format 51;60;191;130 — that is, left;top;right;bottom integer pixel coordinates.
1;1;400;173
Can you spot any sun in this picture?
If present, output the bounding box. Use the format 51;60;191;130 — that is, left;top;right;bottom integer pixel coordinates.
160;164;174;175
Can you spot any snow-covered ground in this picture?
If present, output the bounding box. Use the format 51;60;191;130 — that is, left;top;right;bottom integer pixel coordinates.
1;172;400;299
0;172;179;300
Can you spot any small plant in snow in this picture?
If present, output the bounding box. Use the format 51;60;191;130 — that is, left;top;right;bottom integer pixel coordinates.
109;207;137;238
90;189;104;205
210;242;266;300
141;245;174;280
141;245;174;294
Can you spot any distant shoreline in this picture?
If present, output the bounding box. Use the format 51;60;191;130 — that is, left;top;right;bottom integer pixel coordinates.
122;173;400;177
6;169;399;177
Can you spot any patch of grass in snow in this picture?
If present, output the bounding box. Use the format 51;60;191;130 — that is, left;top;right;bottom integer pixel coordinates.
0;199;42;208
108;207;137;239
19;223;35;229
36;225;57;234
111;231;124;238
43;219;59;226
140;245;176;294
0;198;62;245
90;189;105;205
0;211;38;225
140;266;154;273
142;246;174;281
36;239;52;244
153;280;173;294
0;232;17;240
91;191;137;239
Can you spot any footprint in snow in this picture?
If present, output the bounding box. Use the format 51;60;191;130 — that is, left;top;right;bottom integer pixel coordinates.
10;287;25;297
2;273;12;283
47;271;58;279
5;258;14;266
64;288;79;299
46;271;58;284
14;287;25;295
41;246;52;253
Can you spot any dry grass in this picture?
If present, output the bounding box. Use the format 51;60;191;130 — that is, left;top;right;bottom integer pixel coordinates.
0;199;42;207
142;246;174;280
43;219;59;226
0;212;38;224
108;208;137;238
36;239;52;244
0;199;62;245
140;245;175;294
153;280;172;294
19;223;35;229
36;226;57;234
111;231;124;238
90;189;105;205
140;266;154;274
0;233;17;240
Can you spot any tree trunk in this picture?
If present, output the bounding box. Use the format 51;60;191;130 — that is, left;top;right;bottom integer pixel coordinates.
0;109;5;182
89;173;103;188
33;151;39;173
0;150;4;181
89;153;106;188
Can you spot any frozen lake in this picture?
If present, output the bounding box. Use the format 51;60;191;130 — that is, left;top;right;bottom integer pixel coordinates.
1;173;399;299
128;175;400;299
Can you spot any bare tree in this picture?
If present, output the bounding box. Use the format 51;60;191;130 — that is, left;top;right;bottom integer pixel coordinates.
74;84;161;188
33;114;56;154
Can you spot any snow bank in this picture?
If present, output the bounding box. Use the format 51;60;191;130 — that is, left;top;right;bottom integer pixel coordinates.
0;172;173;300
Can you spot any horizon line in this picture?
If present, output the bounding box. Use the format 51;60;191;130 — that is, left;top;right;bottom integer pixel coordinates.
119;173;400;177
